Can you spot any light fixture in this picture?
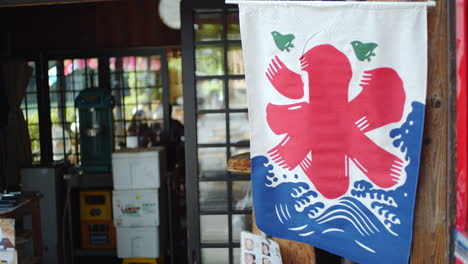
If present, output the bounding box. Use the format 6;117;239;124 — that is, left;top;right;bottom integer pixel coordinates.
159;0;181;30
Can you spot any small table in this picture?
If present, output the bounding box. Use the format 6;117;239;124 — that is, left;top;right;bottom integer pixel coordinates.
0;193;43;264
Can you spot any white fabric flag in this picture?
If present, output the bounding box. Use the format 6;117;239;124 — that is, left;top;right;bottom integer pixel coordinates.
238;1;428;263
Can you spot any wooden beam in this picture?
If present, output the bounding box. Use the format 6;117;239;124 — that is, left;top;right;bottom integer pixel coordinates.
0;0;111;8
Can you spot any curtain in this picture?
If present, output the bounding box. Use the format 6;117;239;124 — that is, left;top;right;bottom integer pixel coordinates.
0;60;33;189
0;72;7;190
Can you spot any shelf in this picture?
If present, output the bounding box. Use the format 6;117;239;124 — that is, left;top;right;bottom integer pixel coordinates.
74;248;117;257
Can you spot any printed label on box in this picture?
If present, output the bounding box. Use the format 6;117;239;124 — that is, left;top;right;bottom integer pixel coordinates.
113;190;159;227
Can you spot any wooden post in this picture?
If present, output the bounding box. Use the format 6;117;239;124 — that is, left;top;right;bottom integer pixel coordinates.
411;0;456;261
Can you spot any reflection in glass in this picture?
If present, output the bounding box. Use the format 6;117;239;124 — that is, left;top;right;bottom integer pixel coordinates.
195;14;223;41
227;13;240;40
199;182;227;211
201;248;229;264
230;113;250;144
232;181;252;210
197;79;224;110
230;147;250;157
232;214;252;243
228;79;247;109
228;44;244;75
200;215;229;243
197;114;226;144
196;45;224;76
198;147;227;179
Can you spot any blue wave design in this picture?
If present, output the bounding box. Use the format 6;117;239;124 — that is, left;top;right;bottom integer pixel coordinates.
252;101;426;264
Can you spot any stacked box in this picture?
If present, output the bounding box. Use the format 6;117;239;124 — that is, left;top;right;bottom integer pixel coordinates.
112;148;164;190
112;148;165;259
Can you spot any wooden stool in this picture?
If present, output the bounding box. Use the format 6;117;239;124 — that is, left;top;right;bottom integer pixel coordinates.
122;258;158;264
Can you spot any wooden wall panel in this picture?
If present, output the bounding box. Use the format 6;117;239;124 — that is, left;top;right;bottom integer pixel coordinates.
0;0;180;56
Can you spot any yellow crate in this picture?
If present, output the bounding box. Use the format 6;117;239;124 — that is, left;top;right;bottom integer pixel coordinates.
79;190;112;220
122;258;158;264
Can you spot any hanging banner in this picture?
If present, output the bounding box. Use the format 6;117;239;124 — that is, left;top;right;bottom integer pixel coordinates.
238;1;428;263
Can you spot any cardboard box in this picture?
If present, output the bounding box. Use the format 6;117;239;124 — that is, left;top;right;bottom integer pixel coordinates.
116;227;159;258
113;190;159;227
0;251;17;264
112;148;165;190
0;219;14;251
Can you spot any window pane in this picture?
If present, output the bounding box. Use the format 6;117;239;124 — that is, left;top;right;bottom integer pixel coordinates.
27;124;40;140
51;125;72;161
123;56;136;72
31;138;41;164
25;93;37;107
26;109;39;125
50;107;60;123
197;113;226;144
229;79;247;109
150;55;161;71
198;148;227;180
27;78;37;93
228;44;244;75
195;14;223;42
65;107;77;123
227;12;240;40
230;113;250;144
197;79;224;110
201;248;229;264
233;247;241;263
111;72;121;88
232;214;252;243
122;72;133;88
200;215;228;243
65;92;76;106
199;182;227;212
196;45;224;76
49;92;59;108
232;181;252;211
48;61;59;91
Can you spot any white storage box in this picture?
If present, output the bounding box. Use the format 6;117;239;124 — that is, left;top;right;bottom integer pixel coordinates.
116;227;159;258
112;147;165;190
113;189;159;227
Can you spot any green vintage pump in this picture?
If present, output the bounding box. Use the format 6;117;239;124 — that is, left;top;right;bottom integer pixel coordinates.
75;88;114;173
